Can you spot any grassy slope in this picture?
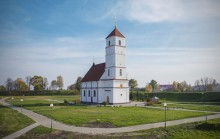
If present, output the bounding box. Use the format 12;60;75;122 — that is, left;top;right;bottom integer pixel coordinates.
17;118;220;139
0;104;34;138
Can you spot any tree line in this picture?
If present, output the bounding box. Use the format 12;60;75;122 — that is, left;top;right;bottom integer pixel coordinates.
0;75;82;92
129;77;218;93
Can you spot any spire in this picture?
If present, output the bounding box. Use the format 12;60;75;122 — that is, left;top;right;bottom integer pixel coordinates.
106;26;125;39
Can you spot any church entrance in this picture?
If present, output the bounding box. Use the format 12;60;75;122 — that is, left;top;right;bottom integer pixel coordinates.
91;97;93;103
106;96;109;104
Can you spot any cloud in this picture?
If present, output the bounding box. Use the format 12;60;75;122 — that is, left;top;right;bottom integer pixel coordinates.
101;0;220;23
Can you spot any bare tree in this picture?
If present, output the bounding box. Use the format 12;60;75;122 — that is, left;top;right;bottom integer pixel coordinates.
194;77;217;91
5;78;13;91
25;76;32;90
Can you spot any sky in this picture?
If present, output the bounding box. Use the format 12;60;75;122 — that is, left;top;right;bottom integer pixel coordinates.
0;0;220;88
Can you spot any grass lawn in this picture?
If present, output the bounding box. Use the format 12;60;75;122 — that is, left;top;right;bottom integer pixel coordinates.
7;95;80;106
153;103;220;112
6;96;212;127
22;105;208;127
17;118;220;139
0;104;35;138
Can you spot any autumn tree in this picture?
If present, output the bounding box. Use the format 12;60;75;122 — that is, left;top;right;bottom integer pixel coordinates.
172;81;178;92
57;75;64;90
129;79;138;91
145;84;152;93
15;78;28;91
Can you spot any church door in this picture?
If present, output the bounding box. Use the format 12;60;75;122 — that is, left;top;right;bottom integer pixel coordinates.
91;96;93;103
106;96;109;104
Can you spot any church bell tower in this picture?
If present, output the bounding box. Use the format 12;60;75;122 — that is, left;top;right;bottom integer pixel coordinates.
105;26;127;80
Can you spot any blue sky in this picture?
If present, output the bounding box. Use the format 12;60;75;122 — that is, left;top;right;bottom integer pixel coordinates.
0;0;220;88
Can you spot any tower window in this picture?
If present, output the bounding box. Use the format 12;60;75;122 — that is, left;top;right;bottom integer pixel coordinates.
120;69;122;76
84;90;86;96
88;90;90;97
119;40;121;45
108;69;110;76
94;90;96;97
108;41;110;46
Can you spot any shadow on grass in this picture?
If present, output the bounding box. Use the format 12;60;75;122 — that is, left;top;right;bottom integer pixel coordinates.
196;123;220;131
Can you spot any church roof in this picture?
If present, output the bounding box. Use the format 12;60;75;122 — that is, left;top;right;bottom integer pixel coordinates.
106;26;125;39
81;63;105;82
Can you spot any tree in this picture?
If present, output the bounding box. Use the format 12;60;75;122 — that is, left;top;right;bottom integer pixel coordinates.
75;76;82;91
149;80;157;91
129;79;138;90
194;77;217;91
15;78;28;91
42;77;48;90
0;85;6;91
30;76;44;91
50;80;57;90
172;81;178;92
155;84;160;92
5;78;13;91
68;84;75;90
25;76;32;90
145;84;152;93
57;75;64;90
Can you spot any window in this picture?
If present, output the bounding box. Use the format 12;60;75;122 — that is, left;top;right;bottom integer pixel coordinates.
94;90;96;97
120;84;123;88
119;40;121;45
108;41;110;46
88;90;90;97
108;69;110;76
120;69;122;76
84;90;86;96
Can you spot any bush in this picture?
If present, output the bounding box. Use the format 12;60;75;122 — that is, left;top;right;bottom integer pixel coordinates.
102;101;107;106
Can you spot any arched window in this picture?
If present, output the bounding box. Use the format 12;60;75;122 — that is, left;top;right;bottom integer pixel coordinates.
94;90;96;97
120;69;122;76
119;40;121;45
88;90;90;97
108;41;110;46
108;69;110;76
84;90;86;96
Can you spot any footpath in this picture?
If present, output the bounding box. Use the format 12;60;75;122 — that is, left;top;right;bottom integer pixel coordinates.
1;98;220;138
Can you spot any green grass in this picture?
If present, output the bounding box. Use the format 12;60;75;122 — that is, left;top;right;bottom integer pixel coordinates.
25;106;207;127
7;95;79;106
153;103;220;112
17;118;220;139
0;104;35;138
6;96;213;127
131;92;220;102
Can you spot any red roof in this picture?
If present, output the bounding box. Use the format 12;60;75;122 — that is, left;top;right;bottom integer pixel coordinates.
81;63;105;82
106;26;125;39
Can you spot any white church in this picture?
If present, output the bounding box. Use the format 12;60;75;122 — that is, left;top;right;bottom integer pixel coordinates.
80;26;129;104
